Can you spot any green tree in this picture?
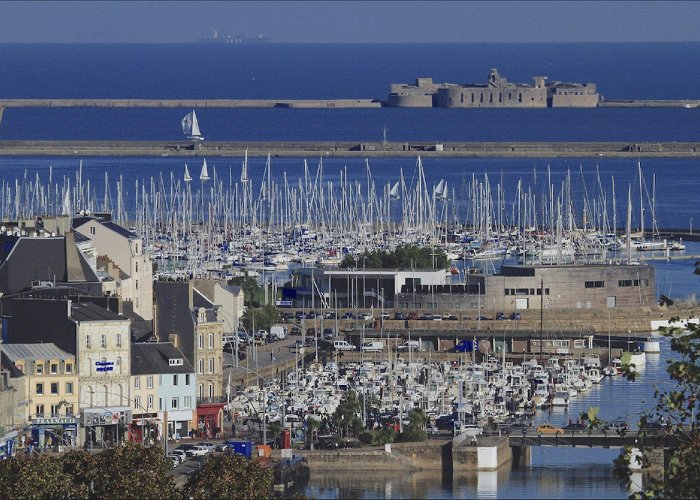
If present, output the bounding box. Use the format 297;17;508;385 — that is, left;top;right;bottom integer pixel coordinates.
332;390;364;439
0;444;176;499
91;444;178;499
183;452;272;499
228;273;262;306
614;319;700;498
241;303;280;333
305;418;321;449
339;245;449;270
0;453;87;499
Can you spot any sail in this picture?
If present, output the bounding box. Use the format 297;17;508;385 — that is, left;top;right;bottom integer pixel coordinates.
200;158;210;181
184;163;192;182
182;110;203;140
434;179;448;200
389;181;400;199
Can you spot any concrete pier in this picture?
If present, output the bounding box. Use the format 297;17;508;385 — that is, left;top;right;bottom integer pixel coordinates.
0;98;382;109
2;140;700;158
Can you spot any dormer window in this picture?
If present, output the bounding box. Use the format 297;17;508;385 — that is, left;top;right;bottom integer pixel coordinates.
168;358;184;366
198;308;206;323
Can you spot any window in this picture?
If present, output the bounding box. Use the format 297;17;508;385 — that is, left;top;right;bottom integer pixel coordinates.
116;334;121;348
169;358;183;366
147;395;153;409
134;396;141;411
208;333;213;349
198;359;204;374
173;374;178;386
51;382;59;395
184;396;192;408
90;226;96;235
65;363;73;374
66;382;73;395
535;288;550;295
134;377;140;389
36;404;45;417
198;384;204;398
147;375;153;389
50;363;58;374
65;404;74;416
208;358;214;374
135;262;139;273
171;397;178;409
585;281;605;288
135;280;139;291
36;363;43;375
86;335;91;349
159;398;163;411
36;383;44;395
101;334;107;349
185;374;190;385
198;335;203;349
618;280;633;287
51;404;60;416
208;383;214;398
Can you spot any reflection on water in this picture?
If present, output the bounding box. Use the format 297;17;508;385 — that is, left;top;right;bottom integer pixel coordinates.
304;339;682;498
304;464;627;499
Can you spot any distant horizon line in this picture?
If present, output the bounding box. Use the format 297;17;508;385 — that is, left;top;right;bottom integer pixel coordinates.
1;40;699;45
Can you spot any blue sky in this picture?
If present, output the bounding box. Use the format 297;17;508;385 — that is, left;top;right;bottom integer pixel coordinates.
1;1;699;43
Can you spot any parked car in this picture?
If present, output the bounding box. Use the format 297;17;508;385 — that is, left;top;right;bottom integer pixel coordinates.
174;444;195;453
342;311;355;319
196;442;216;452
306;327;316;337
407;312;418;320
324;311;337;319
476;315;491;321
168;455;180;468
358;312;373;321
536;423;564;435
394;312;406;320
361;341;384;352
419;313;434;320
323;328;336;340
495;312;507;320
427;424;440;435
290;326;302;335
443;314;458;320
171;449;187;463
185;445;210;457
306;311;318;319
397;340;420;352
380;312;390;320
509;312;522;321
295;310;305;321
333;340;356;351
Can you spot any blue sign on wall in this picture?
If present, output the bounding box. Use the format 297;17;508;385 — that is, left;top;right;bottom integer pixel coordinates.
95;360;114;372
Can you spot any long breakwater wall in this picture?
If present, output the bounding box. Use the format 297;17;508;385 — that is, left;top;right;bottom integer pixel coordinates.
2;140;700;158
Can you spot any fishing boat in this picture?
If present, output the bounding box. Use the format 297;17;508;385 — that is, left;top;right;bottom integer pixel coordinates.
182;110;204;141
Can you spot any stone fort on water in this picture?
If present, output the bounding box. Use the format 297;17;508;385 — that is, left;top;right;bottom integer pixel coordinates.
388;68;599;108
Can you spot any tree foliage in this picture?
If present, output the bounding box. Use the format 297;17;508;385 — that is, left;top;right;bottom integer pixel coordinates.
227;273;262;306
241;303;279;333
339;245;449;270
0;444;177;499
614;319;700;498
183;452;272;499
332;390;364;439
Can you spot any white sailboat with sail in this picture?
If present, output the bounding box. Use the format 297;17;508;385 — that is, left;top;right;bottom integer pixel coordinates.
182;110;204;141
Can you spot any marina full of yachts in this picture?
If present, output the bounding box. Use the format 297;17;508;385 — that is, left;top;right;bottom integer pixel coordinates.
227;347;639;437
0;156;685;281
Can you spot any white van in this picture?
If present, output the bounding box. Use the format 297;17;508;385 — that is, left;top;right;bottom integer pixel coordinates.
397;340;421;352
333;340;356;351
270;325;288;340
361;341;384;352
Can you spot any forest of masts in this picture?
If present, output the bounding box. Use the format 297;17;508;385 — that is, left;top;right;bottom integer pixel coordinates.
0;155;665;276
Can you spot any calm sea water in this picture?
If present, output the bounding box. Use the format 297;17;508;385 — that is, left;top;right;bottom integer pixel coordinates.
0;43;698;498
